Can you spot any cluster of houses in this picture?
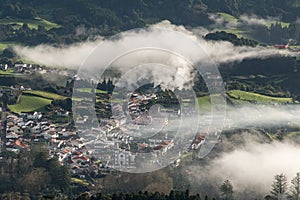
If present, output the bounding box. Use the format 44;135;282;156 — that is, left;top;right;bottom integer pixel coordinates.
0;63;209;180
0;111;110;180
127;92;157;124
0;62;74;79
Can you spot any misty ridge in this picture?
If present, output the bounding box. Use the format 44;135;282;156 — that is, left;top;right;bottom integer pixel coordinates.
9;15;300;198
14;18;293;69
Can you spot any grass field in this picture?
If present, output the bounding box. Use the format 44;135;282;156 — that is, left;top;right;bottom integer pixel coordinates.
0;69;14;75
75;88;109;94
215;12;245;37
23;90;66;100
286;131;300;138
197;90;293;112
8;95;52;113
265;20;290;28
216;12;290;38
75;88;120;95
71;178;89;186
0;42;15;51
217;12;238;23
227;90;293;103
0;17;61;30
197;95;212;113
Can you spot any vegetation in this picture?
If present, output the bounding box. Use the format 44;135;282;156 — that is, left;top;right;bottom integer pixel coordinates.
1;1;300;199
0;0;299;48
270;173;288;199
197;95;211;113
205;31;258;47
0;42;14;51
219;180;234;200
23;90;66;100
288;172;300;200
227;90;293;104
217;12;238;23
0;69;14;75
8;94;52;113
0;17;60;30
0;147;71;199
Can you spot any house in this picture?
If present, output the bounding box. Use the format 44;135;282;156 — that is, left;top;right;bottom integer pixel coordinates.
153;140;174;155
55;109;70;117
137;143;149;152
27;112;42;120
14;139;29;149
6;131;20;139
0;64;8;71
190;134;205;150
134;115;152;125
72;155;90;164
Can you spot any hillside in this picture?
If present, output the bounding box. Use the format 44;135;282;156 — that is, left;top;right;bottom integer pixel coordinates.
1;0;300;46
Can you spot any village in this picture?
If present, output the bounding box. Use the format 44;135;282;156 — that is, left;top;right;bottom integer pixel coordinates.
0;62;209;183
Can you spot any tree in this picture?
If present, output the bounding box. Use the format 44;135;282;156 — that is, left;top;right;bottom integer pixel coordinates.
288;172;300;200
2;48;15;58
220;180;234;200
270;173;288;200
17;168;51;195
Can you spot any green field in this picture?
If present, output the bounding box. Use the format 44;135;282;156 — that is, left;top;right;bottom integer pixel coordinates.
0;17;61;30
286;131;300;138
75;88;120;95
76;88;109;94
0;42;15;51
23;90;66;100
216;12;290;38
215;12;245;37
217;12;238;23
8;95;52;113
71;178;89;186
265;20;290;28
0;69;14;75
197;90;293;111
227;90;293;103
197;96;212;113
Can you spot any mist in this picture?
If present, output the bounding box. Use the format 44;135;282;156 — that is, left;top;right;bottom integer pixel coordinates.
14;20;284;70
188;134;300;199
208;12;280;29
13;18;300;197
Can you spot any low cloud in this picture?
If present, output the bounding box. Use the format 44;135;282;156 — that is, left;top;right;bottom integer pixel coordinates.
239;14;269;26
14;20;285;69
189;134;300;199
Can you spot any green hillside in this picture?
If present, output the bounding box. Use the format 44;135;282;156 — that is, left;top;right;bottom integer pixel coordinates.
0;42;15;51
23;90;66;100
197;95;212;113
227;90;293;103
0;17;61;30
8;95;52;113
197;90;293;112
7;90;66;113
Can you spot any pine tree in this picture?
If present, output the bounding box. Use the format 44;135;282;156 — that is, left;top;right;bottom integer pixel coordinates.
220;180;234;200
270;173;288;200
288;172;300;200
